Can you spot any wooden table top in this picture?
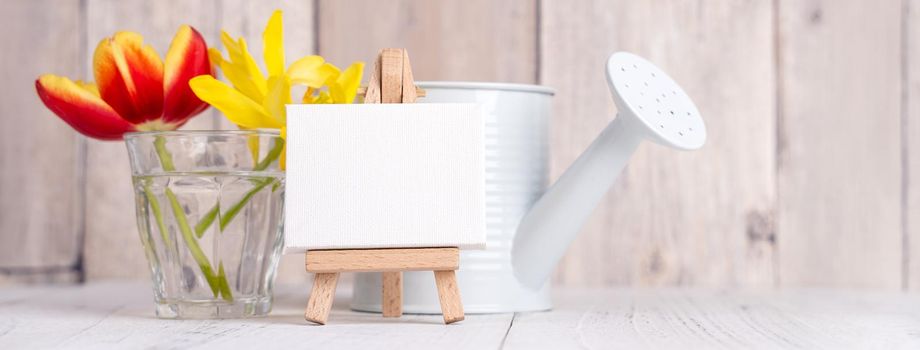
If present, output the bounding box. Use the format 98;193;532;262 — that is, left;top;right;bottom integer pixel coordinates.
1;282;918;349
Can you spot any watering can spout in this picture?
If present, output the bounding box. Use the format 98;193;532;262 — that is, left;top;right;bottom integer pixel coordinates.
511;116;642;289
510;52;707;290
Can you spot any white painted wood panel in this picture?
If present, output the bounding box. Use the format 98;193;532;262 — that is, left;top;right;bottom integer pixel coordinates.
907;0;920;291
317;0;537;84
776;0;904;288
541;0;777;287
0;0;914;290
0;0;83;280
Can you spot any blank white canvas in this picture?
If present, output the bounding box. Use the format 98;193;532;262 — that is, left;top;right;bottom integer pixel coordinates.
284;103;485;252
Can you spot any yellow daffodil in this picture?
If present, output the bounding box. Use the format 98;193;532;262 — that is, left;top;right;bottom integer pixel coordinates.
189;9;364;142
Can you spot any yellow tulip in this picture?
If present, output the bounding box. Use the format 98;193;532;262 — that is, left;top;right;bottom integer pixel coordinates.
190;9;364;135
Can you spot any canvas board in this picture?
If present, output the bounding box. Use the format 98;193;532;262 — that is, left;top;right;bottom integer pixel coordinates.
284;103;485;252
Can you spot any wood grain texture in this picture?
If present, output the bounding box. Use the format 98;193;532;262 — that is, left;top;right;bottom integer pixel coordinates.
776;0;904;288
503;288;920;349
4;283;920;349
0;282;515;349
433;270;464;324
401;50;418;103
382;271;402;317
908;0;920;291
306;248;459;273
542;0;777;288
381;48;405;103
317;0;537;84
0;0;83;275
364;53;383;103
304;272;338;324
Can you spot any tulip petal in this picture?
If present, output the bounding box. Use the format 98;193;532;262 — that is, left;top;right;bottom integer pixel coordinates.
189;75;280;129
263;75;291;125
93;32;164;124
287;56;336;88
163;25;212;124
263;10;285;77
75;80;100;97
36;75;135;140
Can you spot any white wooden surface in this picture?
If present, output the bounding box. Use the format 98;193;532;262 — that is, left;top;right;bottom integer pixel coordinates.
1;283;919;350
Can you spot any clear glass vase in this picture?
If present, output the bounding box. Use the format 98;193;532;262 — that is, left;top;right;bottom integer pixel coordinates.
125;130;285;319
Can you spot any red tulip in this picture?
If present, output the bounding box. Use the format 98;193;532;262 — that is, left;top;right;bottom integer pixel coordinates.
35;25;212;140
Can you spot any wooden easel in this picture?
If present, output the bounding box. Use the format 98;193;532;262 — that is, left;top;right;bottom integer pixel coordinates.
304;48;464;325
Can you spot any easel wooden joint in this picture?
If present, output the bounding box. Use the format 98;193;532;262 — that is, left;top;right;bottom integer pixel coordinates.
303;48;464;325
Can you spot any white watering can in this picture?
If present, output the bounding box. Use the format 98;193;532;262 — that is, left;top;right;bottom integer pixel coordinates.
352;52;707;313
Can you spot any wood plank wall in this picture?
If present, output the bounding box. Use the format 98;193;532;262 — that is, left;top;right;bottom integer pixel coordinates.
0;0;915;290
0;0;84;284
776;0;904;289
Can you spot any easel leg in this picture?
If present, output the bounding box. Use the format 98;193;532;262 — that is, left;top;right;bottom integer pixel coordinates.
382;271;403;317
433;270;464;324
305;272;339;325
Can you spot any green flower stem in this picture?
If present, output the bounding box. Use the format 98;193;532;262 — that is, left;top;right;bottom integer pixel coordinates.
217;262;234;302
194;207;219;239
254;139;284;171
153;136;232;301
193;139;284;238
143;180;171;247
165;188;221;298
219;178;272;230
153;136;175;171
194;179;272;238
